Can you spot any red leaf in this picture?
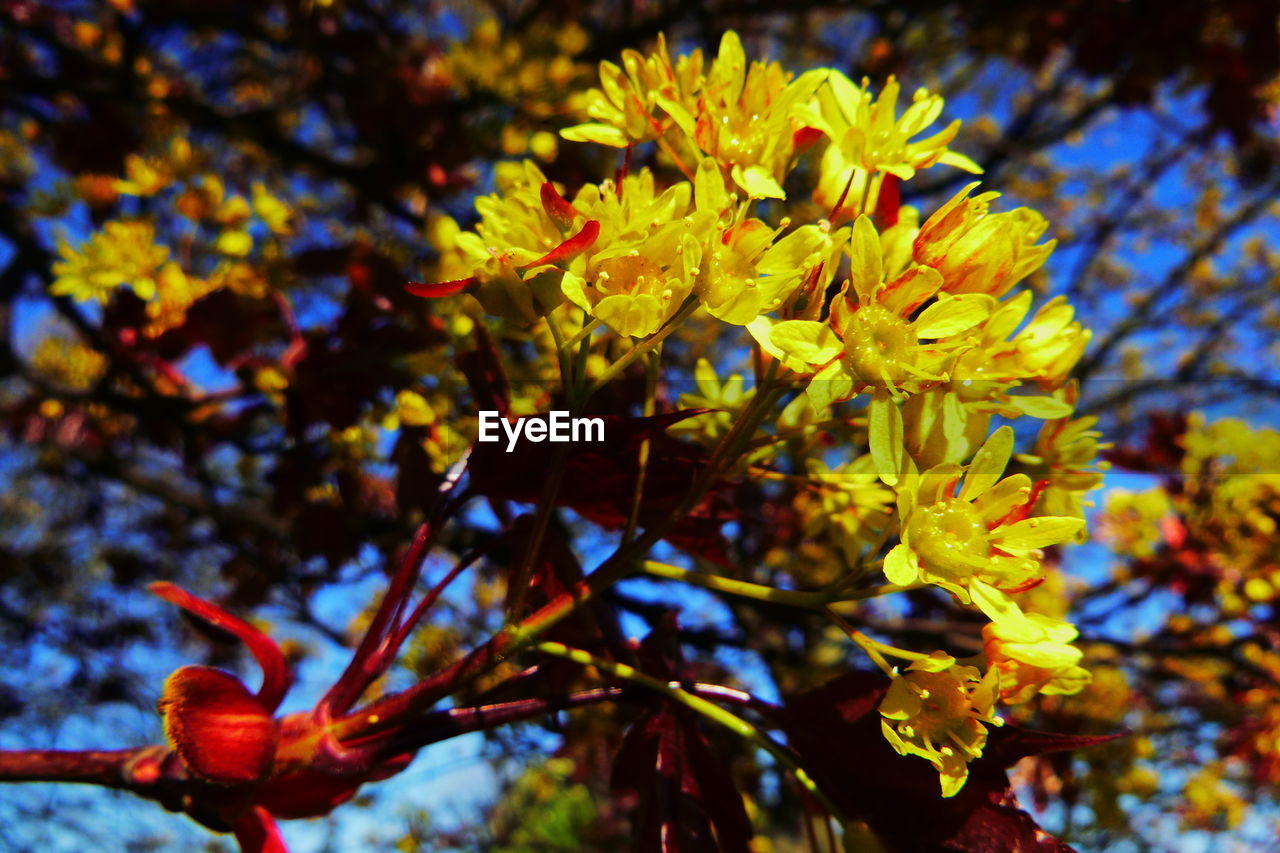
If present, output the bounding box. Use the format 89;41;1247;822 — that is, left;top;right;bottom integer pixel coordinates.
253;754;413;820
612;706;753;852
404;277;476;298
456;323;510;416
521;220;600;269
504;516;625;649
1100;411;1187;474
157;666;277;785
468;411;733;562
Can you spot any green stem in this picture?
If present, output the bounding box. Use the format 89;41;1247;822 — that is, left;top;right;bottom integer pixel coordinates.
826;607;929;673
560;317;603;352
622;349;660;545
641;561;827;608
829;580;926;603
534;640;848;823
586;297;697;396
544;311;576;405
642;561;923;609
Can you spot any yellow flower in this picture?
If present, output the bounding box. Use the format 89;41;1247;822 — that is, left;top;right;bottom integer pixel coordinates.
562;224;698;337
1017;383;1108;526
804;73;981;220
51;220;169;303
559;170;698;337
438;161;709;334
983;611;1091;704
688;32;826;199
251;182;294;235
671;357;755;442
946;290;1091;414
143;263;217;338
447;161;582;323
564;31;824;200
758;216;992;404
216;229;253;257
883;426;1085;601
914;183;1056;297
561;33;698;148
115;153;173;196
799;455;896;565
691;159;843;325
879;651;1001;797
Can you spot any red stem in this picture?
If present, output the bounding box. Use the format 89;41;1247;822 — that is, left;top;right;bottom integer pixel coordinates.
0;748;142;787
318;521;439;717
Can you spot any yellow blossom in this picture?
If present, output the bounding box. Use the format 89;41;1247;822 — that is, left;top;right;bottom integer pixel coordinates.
559;170;699;336
758;215;991;403
565;31;825;199
51;220;169;303
561;33;698;148
879;651;1001;797
143;263;217;338
216;229;253;257
914;183;1056;297
1017;383;1108;527
692;159;844;324
945;290;1090;416
803;73;981;220
251;182;294;235
116;153;173;196
687;32;826;198
982;604;1090;704
883;425;1085;601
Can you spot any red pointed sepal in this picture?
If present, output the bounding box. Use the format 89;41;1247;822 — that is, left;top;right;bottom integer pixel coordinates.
404;277;477;298
540;181;581;231
158;665;278;785
792;125;824;154
875;173;901;228
522;220;600;269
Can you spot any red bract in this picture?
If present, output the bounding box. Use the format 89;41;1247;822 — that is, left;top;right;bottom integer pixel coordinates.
142;517;474;853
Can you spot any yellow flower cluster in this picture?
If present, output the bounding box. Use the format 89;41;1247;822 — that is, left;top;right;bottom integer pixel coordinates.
48;165;292;335
1101;416;1280;614
445;19;591;161
415;29;1101;798
29;338;108;391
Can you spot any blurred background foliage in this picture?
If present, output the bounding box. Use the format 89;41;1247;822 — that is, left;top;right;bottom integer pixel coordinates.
1;0;1279;850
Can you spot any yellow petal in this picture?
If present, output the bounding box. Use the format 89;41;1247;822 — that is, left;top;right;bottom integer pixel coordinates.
560;123;630;147
869;393;905;486
959;425;1013;502
991;516;1086;550
884;544;919;586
